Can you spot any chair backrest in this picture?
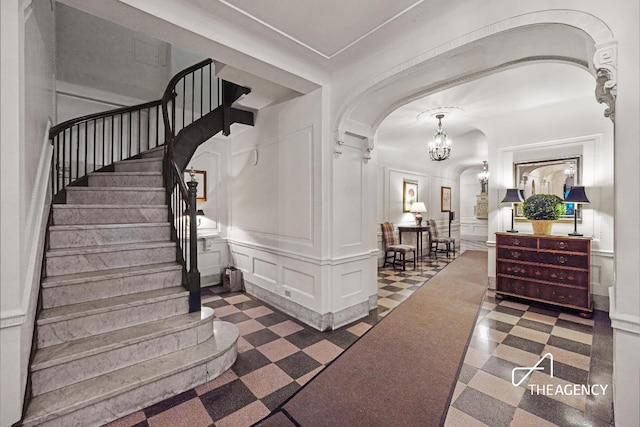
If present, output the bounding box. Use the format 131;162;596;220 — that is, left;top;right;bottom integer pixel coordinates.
381;222;399;247
428;219;440;238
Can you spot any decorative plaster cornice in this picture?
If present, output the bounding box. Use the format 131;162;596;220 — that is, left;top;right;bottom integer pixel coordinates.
334;9;616;152
595;68;616;122
373;56;586;131
333;121;375;163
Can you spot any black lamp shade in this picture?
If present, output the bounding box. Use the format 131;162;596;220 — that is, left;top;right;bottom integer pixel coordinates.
502;188;525;203
564;186;590;204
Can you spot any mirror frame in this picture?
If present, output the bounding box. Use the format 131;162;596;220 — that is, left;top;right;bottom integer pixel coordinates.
513;156;581;222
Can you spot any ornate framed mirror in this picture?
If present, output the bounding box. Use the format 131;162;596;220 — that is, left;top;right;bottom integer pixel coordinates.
514;156;581;221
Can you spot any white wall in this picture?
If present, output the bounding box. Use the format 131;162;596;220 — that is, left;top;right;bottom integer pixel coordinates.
56;3;171;102
226;89;339;328
186;138;230;286
483;93;614;308
1;1;55;425
460;167;488;237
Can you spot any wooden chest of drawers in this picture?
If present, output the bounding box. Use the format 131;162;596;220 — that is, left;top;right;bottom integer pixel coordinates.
495;232;592;317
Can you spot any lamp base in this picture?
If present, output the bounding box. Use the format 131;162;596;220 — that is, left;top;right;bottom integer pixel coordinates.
506;229;519;233
568;232;583;236
415;213;423;226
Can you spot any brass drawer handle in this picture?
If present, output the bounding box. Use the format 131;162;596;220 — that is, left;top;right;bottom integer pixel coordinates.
557;241;568;249
512;239;521;246
556;256;566;264
558;272;567;280
511;251;521;259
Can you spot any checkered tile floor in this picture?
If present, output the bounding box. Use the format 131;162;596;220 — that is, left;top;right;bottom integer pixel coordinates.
445;291;613;426
106;246;612;427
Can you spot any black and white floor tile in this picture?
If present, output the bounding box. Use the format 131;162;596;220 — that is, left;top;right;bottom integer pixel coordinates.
106;241;612;427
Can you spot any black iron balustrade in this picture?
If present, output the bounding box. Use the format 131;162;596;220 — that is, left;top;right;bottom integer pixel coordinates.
49;99;163;199
161;59;219;313
49;58;250;314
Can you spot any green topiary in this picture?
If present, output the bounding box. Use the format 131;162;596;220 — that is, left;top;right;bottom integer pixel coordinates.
522;193;567;220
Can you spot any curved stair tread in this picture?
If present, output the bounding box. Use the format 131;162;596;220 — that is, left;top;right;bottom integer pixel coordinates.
37;286;188;325
42;262;182;287
32;308;214;370
23;321;239;427
45;241;176;257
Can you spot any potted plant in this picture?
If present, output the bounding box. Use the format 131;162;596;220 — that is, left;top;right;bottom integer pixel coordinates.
522;193;567;234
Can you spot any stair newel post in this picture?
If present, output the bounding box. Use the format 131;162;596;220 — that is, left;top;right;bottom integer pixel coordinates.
186;177;201;313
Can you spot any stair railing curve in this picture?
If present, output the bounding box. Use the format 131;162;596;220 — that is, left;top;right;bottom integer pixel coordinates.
49;99;164;201
48;59;221;313
161;59;220;313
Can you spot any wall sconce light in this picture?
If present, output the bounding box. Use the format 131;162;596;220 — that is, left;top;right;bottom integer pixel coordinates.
184;209;206;227
409;202;427;226
501;188;524;233
564;186;589;236
477;161;489;193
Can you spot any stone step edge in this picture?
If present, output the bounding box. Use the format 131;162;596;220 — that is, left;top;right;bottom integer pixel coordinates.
42;262;182;288
53;204;168;209
49;222;170;231
89;172;162;176
32;307;214;371
37;286;189;326
46;240;175;258
65;186;165;192
23;321;238;427
116;157;162;164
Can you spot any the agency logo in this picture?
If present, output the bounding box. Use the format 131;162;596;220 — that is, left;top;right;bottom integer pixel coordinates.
512;352;608;396
511;352;553;386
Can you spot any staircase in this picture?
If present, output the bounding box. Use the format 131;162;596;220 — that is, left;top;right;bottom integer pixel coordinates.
22;148;239;426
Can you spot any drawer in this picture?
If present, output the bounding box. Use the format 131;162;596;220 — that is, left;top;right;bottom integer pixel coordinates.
497;277;541;299
535;252;589;269
537;285;588;308
497;234;538;248
497;262;589;287
539;238;589;253
497;247;538;262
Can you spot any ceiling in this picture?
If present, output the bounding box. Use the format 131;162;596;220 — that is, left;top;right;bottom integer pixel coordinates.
194;0;598;166
60;0;599;170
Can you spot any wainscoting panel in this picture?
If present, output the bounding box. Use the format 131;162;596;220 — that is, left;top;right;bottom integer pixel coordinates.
283;267;316;300
230;127;314;246
253;257;278;286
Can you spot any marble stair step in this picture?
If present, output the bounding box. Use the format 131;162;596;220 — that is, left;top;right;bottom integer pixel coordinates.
42;262;183;309
23;321;238;427
114;157;163;172
46;241;176;276
31;308;215;396
52;204;169;225
65;186;165;205
88;171;163;188
36;286;190;348
49;222;170;249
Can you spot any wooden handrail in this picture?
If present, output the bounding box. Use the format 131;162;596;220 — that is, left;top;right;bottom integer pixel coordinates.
49;99;162;139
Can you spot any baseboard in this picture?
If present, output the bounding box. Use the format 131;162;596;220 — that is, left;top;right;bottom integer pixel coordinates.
243;280;369;331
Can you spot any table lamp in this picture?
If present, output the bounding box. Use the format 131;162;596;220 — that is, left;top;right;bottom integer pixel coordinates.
501;188;524;233
410;202;427;226
564;186;589;236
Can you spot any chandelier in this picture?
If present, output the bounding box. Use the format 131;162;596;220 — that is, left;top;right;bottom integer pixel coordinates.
564;162;575;178
428;114;451;161
478;161;489;193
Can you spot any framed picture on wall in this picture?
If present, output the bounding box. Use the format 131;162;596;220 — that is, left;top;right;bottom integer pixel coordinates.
403;181;418;212
441;186;451;212
183;169;207;201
